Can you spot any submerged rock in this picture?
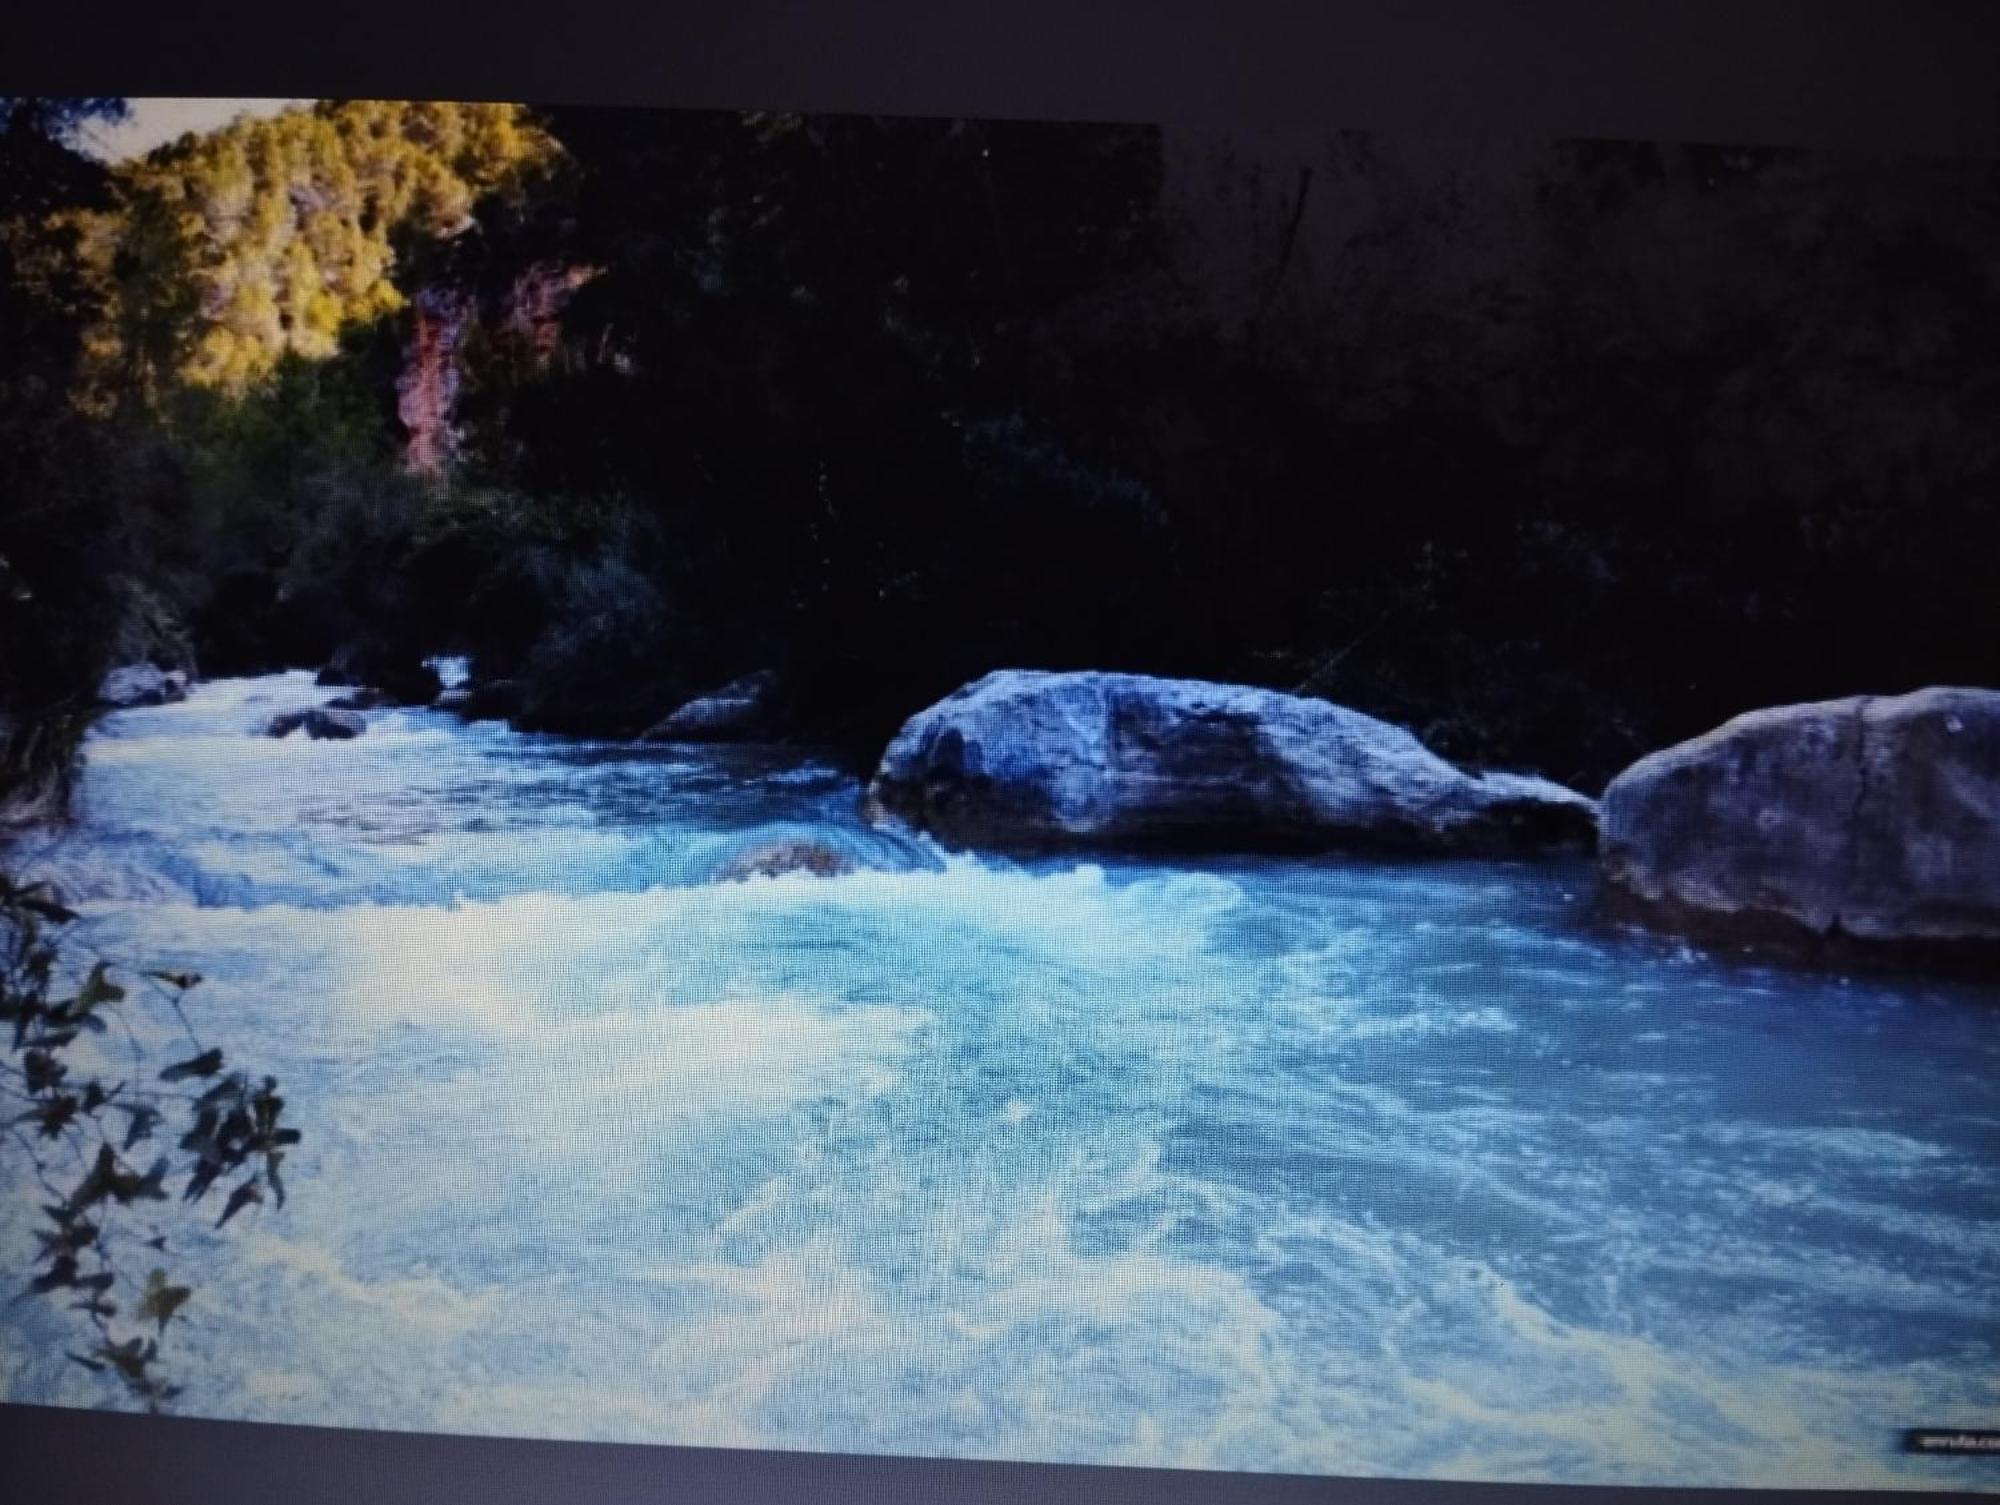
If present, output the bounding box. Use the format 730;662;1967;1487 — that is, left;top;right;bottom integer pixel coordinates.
264;707;367;741
868;669;1597;854
98;663;188;709
641;670;782;742
714;838;858;883
1601;687;2000;958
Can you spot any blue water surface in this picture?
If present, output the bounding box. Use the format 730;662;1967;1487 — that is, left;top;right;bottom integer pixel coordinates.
2;671;1995;1489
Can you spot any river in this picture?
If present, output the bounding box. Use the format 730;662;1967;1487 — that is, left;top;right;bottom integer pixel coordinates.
2;670;1996;1489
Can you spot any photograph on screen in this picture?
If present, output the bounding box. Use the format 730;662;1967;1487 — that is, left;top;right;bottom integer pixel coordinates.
0;96;1996;1490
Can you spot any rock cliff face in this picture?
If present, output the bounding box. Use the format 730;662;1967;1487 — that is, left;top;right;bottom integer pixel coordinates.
396;286;471;475
398;263;591;475
1600;687;2000;955
868;670;1596;854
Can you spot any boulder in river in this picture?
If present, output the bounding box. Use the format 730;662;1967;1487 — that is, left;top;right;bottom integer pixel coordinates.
714;838;858;883
867;669;1597;854
98;663;188;709
264;707;367;741
1601;686;2000;958
641;671;782;742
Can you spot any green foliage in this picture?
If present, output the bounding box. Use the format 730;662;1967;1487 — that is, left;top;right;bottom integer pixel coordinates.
113;100;556;391
0;101;134;808
165;350;400;551
0;874;296;1410
97;100;556;394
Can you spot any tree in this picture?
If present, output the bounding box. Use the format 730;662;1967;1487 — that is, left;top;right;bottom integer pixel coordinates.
0;98;133;822
116;100;556;391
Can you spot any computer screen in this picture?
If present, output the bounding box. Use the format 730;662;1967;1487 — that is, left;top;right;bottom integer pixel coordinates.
1;17;1996;1499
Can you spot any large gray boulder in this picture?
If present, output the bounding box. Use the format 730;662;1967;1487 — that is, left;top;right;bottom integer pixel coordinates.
641;671;782;743
1600;687;2000;954
99;663;188;709
264;707;367;741
867;670;1596;854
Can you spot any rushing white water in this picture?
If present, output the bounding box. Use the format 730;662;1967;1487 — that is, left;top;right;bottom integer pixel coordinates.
3;672;1997;1489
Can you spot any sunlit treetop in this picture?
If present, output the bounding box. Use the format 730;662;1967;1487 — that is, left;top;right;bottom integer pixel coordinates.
114;100;558;390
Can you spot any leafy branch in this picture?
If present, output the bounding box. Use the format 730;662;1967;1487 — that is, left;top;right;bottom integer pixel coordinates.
0;872;297;1409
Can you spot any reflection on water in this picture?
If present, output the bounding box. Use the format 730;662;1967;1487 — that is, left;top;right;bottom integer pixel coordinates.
2;672;1997;1488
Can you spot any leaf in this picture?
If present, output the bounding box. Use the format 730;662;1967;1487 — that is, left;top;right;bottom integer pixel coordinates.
138;1269;192;1334
184;1156;224;1204
120;1104;162;1150
66;1352;105;1373
197;1073;247;1109
220;1105;254;1148
101;1155;171;1206
216;1182;263;1228
29;1255;80;1293
145;970;201;991
97;1336;154;1380
23;1049;66;1094
76;961;126;1010
34;1215;97;1259
251;1084;287;1135
179;1105;220;1155
130;1158;170;1201
66;1145;117;1213
18;895;78;925
18;1094;79;1139
158;1048;224;1082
